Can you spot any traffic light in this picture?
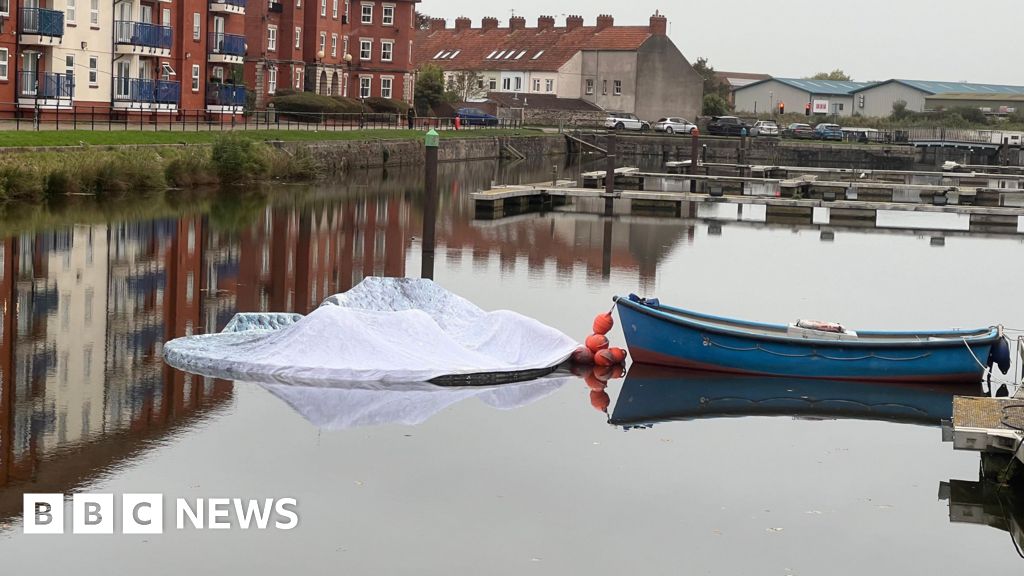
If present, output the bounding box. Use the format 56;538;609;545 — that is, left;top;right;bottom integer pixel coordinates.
778;102;785;115
805;103;811;116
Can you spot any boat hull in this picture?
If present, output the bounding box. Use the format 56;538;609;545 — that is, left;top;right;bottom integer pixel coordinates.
616;299;998;383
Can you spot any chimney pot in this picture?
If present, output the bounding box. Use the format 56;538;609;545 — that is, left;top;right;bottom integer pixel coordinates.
429;18;447;32
481;17;499;31
596;14;614;31
509;16;526;31
565;15;584;30
649;13;668;35
454;16;471;32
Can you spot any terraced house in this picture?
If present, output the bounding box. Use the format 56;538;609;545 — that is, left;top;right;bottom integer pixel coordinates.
0;0;416;118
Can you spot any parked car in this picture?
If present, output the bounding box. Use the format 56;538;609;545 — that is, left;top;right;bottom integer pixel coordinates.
814;123;843;141
706;116;751;136
653;117;697;135
783;123;815;139
456;107;499;126
750;120;779;137
604;112;650;131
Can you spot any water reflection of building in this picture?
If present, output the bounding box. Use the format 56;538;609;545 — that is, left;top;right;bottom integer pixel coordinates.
941;476;1024;558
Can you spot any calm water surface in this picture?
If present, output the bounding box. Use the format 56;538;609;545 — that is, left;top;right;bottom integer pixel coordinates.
0;156;1023;575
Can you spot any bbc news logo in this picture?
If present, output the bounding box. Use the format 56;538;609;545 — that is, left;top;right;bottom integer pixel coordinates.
23;494;299;534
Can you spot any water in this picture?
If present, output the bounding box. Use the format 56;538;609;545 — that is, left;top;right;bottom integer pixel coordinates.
1;156;1023;575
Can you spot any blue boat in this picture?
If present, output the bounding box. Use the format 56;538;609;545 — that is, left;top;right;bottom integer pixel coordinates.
608;364;981;428
614;294;1003;383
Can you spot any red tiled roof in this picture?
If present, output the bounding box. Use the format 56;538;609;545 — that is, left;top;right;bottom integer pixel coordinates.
414;25;654;72
487;92;603;111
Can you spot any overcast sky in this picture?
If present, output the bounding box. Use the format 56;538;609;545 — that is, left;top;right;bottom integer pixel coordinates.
424;0;1023;85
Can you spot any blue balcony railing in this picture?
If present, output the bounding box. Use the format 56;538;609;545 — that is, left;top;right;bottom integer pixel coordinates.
210;0;247;9
209;32;246;56
114;21;173;50
19;7;65;37
206;84;247;106
113;78;180;105
20;71;73;98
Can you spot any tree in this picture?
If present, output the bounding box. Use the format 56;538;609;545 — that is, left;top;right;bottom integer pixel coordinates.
808;69;852;81
703;94;731;116
445;71;485;103
692;57;730;99
415;11;432;30
414;64;446;115
891;99;911;121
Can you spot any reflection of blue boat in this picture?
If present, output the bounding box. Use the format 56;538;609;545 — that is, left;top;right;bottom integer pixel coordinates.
609;364;981;427
614;295;1001;383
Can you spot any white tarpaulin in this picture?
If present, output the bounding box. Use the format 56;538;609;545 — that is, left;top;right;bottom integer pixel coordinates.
163;277;578;385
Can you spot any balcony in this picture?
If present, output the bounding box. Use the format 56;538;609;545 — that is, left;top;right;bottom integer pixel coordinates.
112;78;180;110
19;7;65;45
208;32;245;64
114;21;173;57
17;72;73;108
206;83;246;112
209;0;246;15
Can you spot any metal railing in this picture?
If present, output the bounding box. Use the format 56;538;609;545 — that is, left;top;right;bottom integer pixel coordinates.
19;7;65;36
206;84;246;106
209;32;245;56
19;72;73;98
114;20;173;49
112;78;180;104
209;0;247;8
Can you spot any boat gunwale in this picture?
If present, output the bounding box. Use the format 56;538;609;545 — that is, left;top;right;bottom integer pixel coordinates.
614;297;1000;349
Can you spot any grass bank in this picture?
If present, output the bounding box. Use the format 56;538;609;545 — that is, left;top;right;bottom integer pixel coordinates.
0;128;539;149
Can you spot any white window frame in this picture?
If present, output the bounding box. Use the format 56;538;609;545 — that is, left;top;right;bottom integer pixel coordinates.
359;38;372;61
295;68;303;89
514;77;522;91
382;4;394;25
320;0;326;17
613;80;622;96
332;0;338;18
0;48;7;81
545;79;553;92
359;76;371;98
488;78;496;90
380;40;393;62
88;55;98;86
193;12;201;40
319;32;326;55
268;67;278;94
191;64;200;92
380;76;392;99
267;26;277;51
360;2;372;24
532;78;540;92
331;34;337;57
585;79;594;95
89;0;98;26
295;27;301;49
66;0;76;23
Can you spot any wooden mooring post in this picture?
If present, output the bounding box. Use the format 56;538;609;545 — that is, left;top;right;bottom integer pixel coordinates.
605;135;616;216
422;129;439;280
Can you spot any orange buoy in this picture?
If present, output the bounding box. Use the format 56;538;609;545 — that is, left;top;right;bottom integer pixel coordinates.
609;365;625;379
571;346;595;365
594;349;617;367
608;347;628;364
592;312;614;335
590;390;610;413
584;372;607;391
592;366;613;382
585;334;609;353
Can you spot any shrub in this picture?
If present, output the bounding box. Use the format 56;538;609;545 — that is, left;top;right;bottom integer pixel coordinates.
263;146;320;181
211;135;268;184
90;151;166;194
43;170;73;198
165;148;217;187
0;165;43;201
363;97;410;114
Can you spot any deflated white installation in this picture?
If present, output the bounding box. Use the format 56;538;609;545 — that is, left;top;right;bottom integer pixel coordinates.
163;277;579;385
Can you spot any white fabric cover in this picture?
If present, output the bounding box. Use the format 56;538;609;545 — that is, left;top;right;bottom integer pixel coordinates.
260;376;569;429
162;277;578;385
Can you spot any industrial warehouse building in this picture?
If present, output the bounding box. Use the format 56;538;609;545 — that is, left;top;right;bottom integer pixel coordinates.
733;78;873;117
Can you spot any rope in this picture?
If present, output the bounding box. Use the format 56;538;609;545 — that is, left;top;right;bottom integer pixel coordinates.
962;337;1022;388
703;336;931;362
1001;404;1024;432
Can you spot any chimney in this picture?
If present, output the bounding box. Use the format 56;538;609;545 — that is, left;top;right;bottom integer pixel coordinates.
649;11;667;35
454;16;471;32
537;15;555;30
481;17;499;31
565;15;584;30
596;14;614;31
509;16;526;31
429;18;447;32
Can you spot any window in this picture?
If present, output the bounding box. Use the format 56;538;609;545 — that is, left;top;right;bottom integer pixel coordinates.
381;77;392;98
193;13;200;40
296;0;300;6
267;26;277;51
268;67;278;94
319;32;326;55
532;50;544;60
838;103;845;111
380;40;393;62
66;0;76;23
342;73;348;97
65;54;74;97
585;79;594;95
332;0;337;17
361;2;372;23
89;0;98;25
532;79;540;92
514;77;522;91
295;68;303;89
0;49;7;81
359;76;371;98
295;27;301;49
331;34;337;57
359;39;371;60
191;64;200;91
545;79;553;92
88;56;98;85
502;77;510;91
343;35;349;56
382;4;394;25
613;80;622;96
602;80;607;95
488;78;497;90
320;0;326;17
211;66;224;81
